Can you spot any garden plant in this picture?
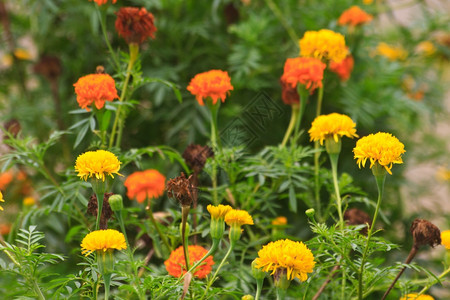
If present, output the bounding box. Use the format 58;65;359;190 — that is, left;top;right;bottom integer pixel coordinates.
0;0;449;299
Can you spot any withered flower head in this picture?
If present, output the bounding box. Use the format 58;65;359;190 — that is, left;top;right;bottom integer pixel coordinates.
410;219;441;248
87;192;114;230
115;7;157;44
344;208;371;235
166;173;195;206
280;78;300;105
33;55;61;81
182;144;214;173
3;119;21;138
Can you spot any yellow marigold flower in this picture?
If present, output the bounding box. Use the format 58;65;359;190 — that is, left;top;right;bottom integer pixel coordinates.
338;6;373;27
400;294;434;300
299;29;347;63
416;41;436;56
376;42;408;61
81;229;126;256
254;239;315;281
353;132;405;175
75;150;122;181
187;70;234;106
13;48;32;60
441;230;450;250
272;216;287;226
309;113;358;145
207;204;232;219
23;197;36;206
437;167;450;181
0;191;4;211
225;209;254;226
73;73;119;111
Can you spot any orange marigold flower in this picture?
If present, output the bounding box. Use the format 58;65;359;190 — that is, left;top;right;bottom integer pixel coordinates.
329;54;354;81
89;0;117;6
187;70;234;106
0;223;11;235
0;170;14;190
338;6;373;27
272;216;287;226
124;169;166;203
115;7;157;44
280;57;326;93
73;74;118;111
164;245;215;279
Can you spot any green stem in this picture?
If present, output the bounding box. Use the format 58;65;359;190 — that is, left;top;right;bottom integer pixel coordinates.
358;171;386;300
95;5;120;71
103;273;111;300
109;43;139;149
255;277;264;300
207;100;221;205
200;241;235;300
416;265;450;297
313;85;324;218
281;104;299;147
181;206;190;270
146;204;173;253
93;108;107;147
329;153;344;230
32;279;46;300
264;0;298;46
91;179;106;231
276;287;287;300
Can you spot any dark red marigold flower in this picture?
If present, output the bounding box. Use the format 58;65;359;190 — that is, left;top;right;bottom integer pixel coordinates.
115;7;157;44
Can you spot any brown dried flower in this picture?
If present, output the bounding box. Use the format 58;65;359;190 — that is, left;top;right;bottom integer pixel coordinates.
166;173;195;207
410;218;441;248
344;208;372;235
87;192;114;229
115;7;157;44
182;144;214;173
33;55;61;81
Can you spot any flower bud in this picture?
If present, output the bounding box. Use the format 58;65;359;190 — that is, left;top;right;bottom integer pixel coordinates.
305;208;315;219
241;295;254;300
109;194;123;211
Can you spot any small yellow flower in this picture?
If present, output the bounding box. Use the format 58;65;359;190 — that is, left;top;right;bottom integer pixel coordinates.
225;209;254;226
207;204;233;219
376;42;408;61
81;229;127;256
13;48;32;60
272;216;287;226
441;230;450;250
0;191;4;211
353;132;405;175
254;239;315;281
415;41;436;56
308;113;358;145
437;167;450;181
299;29;347;63
400;294;434;300
75;150;122;181
23;197;36;206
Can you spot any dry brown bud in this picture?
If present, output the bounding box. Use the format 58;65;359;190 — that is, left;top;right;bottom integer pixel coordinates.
166;173;195;207
410;218;441;248
87;192;114;230
344;208;371;235
182;144;214;173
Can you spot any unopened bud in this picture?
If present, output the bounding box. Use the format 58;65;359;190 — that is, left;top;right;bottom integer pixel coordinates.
305;208;315;219
109;194;123;211
241;295;254;300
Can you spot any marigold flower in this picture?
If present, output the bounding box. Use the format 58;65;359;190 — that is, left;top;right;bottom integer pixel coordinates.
164;245;214;279
75;150;122;181
225;209;254;226
73;74;118;111
81;229;127;256
0;191;4;211
400;294;434;300
329;54;354;81
437;167;450;181
280;78;300;105
115;7;157;44
23;197;36;206
280;57;326;93
299;29;347;63
415;41;436;56
441;230;450;250
272;216;287;226
309;113;358;145
124;169;165;203
0;223;11;235
375;42;408;61
338;6;373;27
13;48;32;61
0;170;13;190
255;239;315;281
187;70;234;106
207;204;233;219
89;0;117;6
353;132;405;175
